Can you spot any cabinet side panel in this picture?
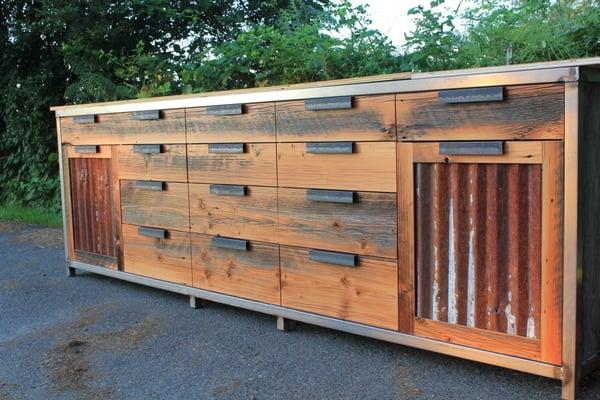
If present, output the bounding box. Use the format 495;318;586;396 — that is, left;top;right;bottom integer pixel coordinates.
579;81;600;372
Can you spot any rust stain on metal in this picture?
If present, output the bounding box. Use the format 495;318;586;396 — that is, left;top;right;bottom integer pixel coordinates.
415;163;542;338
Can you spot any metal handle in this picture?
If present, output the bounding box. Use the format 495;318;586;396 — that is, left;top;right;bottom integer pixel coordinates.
207;104;243;115
138;226;167;239
73;115;96;124
133;144;162;154
438;86;504;103
309;249;357;267
132;110;161;120
209;184;247;197
305;96;353;111
212;236;248;251
307;189;355;204
135;181;165;191
208;143;245;154
74;145;99;154
306;142;354;154
439;141;504;156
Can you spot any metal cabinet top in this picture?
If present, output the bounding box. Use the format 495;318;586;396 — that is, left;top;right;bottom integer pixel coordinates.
51;56;600;117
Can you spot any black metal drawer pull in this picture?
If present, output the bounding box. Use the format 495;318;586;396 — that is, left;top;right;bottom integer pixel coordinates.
132;110;161;120
207;104;243;115
306;142;354;154
138;226;167;239
208;143;245;154
74;145;99;154
133;144;162;154
305;96;353;111
209;184;247;197
309;249;357;267
439;141;504;156
212;236;248;251
135;181;165;191
73;114;96;124
307;189;355;204
438;86;504;104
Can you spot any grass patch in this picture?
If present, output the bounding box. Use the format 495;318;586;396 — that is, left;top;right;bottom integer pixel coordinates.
0;204;62;228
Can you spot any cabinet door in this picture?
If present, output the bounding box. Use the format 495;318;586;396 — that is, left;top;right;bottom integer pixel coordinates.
398;141;563;365
64;145;120;269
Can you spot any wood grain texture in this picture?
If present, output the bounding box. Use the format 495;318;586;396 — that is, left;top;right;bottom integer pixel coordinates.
276;95;396;142
115;144;187;182
122;224;192;285
120;180;190;231
69;157;118;263
412;141;543;164
540;142;564;365
397;84;565;141
397;142;415;333
186;102;276;143
189;184;278;243
187;143;276;186
60;109;186;145
277;142;397;192
414;319;541;360
110;148;123;270
280;245;398;329
278;188;397;258
191;233;280;304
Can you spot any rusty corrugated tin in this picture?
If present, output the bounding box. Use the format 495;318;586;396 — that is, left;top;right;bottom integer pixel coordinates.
415;163;541;339
69;158;116;258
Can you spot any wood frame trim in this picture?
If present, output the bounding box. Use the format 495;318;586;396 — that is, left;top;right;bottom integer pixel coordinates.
403;140;562;363
65;145;112;158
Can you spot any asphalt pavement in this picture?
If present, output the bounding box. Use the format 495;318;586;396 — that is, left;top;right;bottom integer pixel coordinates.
1;221;599;400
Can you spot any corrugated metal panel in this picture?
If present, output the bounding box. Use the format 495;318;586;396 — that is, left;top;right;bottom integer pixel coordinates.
69;158;116;258
415;163;541;339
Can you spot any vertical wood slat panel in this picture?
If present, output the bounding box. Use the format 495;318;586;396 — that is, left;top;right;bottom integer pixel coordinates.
69;158;116;258
415;162;542;339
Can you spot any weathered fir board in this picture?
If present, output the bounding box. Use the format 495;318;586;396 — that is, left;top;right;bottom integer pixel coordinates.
51;58;600;400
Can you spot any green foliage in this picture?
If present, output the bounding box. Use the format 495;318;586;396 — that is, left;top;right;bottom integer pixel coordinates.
1;0;599;213
0;203;62;228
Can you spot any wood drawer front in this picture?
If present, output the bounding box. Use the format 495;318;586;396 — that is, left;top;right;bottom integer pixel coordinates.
280;246;398;329
116;144;187;182
189;184;277;242
278;188;397;258
186;102;276;143
60;109;186;145
276;95;396;142
122;224;192;285
191;234;280;305
120;180;190;231
187;143;276;186
277;142;396;192
397;84;565;141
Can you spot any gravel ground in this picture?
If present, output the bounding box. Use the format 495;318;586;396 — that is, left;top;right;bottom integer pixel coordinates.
1;222;599;400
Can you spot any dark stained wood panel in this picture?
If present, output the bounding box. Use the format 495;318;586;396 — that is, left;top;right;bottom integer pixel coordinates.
187;143;276;186
278;188;397;258
60;109;186;145
280;245;398;329
116;144;188;182
397;84;564;141
276;95;396;142
120;180;190;231
186;102;276;143
415;163;542;339
189;184;278;243
191;233;280;305
277;142;397;192
69;157;117;259
122;224;192;285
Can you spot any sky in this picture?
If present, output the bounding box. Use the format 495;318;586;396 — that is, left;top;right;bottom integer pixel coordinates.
350;0;463;47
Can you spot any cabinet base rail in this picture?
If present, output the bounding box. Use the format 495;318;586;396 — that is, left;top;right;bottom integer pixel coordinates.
69;260;563;381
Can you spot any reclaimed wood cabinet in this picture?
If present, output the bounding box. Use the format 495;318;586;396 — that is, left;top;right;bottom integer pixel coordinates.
52;58;600;399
